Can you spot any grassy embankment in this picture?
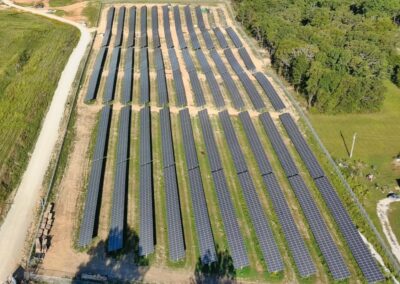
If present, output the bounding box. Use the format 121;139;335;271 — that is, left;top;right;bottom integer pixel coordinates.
310;80;400;242
0;10;79;218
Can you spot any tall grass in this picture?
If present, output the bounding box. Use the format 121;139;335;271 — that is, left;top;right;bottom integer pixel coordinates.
0;10;79;216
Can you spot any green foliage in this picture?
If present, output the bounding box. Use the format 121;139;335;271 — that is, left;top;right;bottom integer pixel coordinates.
0;10;79;212
234;0;400;113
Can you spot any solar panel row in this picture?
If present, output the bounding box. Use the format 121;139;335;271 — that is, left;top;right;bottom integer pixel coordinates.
79;106;112;247
238;111;316;277
140;48;149;104
195;49;225;108
260;112;352;280
108;106;131;252
254;72;286;111
201;30;214;50
114;7;126;47
167;49;187;106
126;6;136;48
213;27;229;49
151;6;161;48
173;6;187;50
160;107;186;261
140;6;148;48
279;113;384;282
121;47;134;104
218;111;283;273
179;109;216;264
103;47;121;102
198;110;249;269
181;49;206;106
223;48;265;110
154;48;168;105
184;6;201;50
162;6;174;48
225;27;243;48
84;47;108;102
238;47;255;71
209;50;244;109
279;114;324;179
139;106;154;256
195;6;206;32
101;7;115;47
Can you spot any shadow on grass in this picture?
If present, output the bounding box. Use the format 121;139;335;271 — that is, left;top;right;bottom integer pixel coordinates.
73;227;150;283
192;244;236;283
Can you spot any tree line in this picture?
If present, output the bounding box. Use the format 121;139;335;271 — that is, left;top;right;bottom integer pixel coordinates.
233;0;400;113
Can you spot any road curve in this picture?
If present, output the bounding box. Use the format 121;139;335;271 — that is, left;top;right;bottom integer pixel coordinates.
0;1;91;281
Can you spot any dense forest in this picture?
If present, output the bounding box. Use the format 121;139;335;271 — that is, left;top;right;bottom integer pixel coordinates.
233;0;400;113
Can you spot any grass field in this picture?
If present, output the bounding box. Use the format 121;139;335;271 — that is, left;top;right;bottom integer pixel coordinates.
310;80;400;240
0;10;79;216
388;202;400;245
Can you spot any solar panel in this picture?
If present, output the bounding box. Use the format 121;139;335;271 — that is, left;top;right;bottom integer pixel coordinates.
108;106;131;252
238;47;255;71
279;113;324;179
79;105;112;247
195;6;206;32
287;175;350;280
235;113;316;276
162;5;174;48
202;30;214;50
213;27;228;49
139;106;154;256
238;112;272;175
259;113;298;177
198;109;249;269
179;109;217;264
151;6;160;48
184;5;201;50
218;111;283;273
101;7;115;47
173;6;187;49
85;47;108;102
140;6;148;48
253;72;285;111
140;48;149;104
188;70;206;107
209;50;244;109
114;7;125;47
103;47;121;102
172;70;187;107
126;6;136;47
182;48;195;73
223;49;265;110
226;27;243;48
121;47;134;104
314;177;384;282
160;107;185;261
195;49;225;108
262;173;316;277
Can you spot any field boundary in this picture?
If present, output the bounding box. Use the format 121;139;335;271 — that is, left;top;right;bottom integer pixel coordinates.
222;1;400;275
25;30;97;272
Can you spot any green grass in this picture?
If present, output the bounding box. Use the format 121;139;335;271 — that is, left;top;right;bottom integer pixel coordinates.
48;0;76;7
83;1;101;27
309;80;400;241
0;10;79;217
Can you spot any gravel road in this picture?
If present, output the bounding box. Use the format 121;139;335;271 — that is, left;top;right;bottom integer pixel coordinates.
0;1;91;281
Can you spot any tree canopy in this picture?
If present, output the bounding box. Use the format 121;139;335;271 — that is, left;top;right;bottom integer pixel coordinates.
234;0;400;113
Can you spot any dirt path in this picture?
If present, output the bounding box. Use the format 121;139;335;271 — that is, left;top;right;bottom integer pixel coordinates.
377;198;400;263
0;1;91;281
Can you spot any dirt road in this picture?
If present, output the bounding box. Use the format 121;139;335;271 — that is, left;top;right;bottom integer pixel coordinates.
377;198;400;263
0;1;91;281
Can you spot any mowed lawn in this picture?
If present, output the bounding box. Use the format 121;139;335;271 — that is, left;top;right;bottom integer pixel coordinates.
310;80;400;238
0;10;79;212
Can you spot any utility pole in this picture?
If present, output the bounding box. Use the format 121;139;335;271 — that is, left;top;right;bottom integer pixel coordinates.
350;132;357;158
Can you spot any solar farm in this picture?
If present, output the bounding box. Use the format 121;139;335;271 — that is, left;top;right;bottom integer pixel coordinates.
40;3;389;283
